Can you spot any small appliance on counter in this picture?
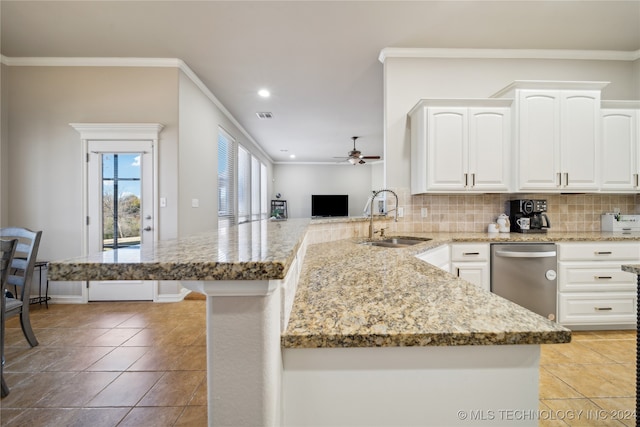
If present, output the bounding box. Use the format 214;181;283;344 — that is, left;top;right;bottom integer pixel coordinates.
601;213;640;233
507;199;551;233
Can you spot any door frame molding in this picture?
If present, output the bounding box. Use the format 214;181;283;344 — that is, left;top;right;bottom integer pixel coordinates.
70;123;163;302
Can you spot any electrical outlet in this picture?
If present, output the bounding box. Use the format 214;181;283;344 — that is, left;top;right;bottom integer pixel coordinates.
421;207;428;218
397;207;404;218
192;198;199;208
160;197;167;208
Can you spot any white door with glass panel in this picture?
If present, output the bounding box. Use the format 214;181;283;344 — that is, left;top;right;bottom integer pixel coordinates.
87;140;155;301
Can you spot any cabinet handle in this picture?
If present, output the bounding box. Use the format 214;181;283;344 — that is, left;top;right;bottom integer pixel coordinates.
464;173;468;187
556;172;562;187
594;307;613;311
564;172;569;186
635;173;639;188
463;252;480;256
471;173;476;187
595;251;613;255
594;276;613;280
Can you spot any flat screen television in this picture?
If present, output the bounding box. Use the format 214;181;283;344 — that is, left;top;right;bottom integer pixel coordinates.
311;194;348;217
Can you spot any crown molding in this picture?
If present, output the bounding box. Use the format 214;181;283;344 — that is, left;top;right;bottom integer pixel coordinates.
1;55;273;164
379;48;640;63
70;123;165;141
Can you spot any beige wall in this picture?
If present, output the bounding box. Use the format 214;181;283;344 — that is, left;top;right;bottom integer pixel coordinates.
5;66;180;263
1;63;7;227
177;71;273;236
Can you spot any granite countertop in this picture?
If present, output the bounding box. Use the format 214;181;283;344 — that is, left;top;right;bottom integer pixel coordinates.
282;235;573;349
47;219;311;281
621;265;640;275
49;220;640;349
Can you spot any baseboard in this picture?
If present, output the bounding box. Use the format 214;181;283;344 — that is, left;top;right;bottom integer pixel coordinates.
154;286;191;303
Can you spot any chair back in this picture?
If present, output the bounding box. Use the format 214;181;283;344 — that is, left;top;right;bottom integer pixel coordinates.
0;239;18;290
0;228;42;303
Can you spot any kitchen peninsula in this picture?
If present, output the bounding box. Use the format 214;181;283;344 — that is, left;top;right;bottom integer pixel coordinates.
48;218;576;427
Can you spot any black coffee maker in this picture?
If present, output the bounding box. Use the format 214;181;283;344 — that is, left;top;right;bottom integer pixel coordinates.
508;199;551;233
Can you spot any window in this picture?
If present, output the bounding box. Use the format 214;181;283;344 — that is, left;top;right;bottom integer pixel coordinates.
217;128;236;228
237;146;251;223
261;163;268;219
218;127;268;228
251;156;261;221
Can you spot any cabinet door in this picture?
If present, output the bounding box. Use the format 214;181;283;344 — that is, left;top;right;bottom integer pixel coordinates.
452;262;490;292
468;108;510;191
560;91;600;190
410;106;428;194
426;108;468;191
517;90;561;190
601;109;638;191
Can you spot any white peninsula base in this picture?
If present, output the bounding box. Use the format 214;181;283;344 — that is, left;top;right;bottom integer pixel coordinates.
283;345;540;427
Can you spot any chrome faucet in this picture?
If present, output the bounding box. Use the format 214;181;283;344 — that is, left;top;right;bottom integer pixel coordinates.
368;189;399;239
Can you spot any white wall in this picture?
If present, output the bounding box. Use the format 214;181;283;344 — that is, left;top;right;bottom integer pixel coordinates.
383;57;640;189
273;164;373;218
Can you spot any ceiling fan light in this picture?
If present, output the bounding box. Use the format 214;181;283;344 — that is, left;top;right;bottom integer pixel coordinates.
348;158;358;165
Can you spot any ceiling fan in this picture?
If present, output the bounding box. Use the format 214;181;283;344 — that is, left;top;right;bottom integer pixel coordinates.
334;136;381;165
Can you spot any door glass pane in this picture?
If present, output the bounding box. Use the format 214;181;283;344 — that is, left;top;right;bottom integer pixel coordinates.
102;153;142;250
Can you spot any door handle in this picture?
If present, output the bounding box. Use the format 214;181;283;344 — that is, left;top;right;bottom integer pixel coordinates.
143;226;152;231
494;250;557;258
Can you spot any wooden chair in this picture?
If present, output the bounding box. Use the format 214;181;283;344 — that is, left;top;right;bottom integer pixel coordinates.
1;238;18;398
0;228;42;348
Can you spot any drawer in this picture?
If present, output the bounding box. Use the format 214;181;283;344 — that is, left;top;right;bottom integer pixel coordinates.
557;242;640;261
558;262;637;292
451;244;489;262
558;292;637;326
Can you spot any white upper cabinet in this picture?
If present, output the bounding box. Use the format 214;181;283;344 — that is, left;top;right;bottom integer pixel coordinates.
409;100;511;194
600;102;640;192
494;81;607;193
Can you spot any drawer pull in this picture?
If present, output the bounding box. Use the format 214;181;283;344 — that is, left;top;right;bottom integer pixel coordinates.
463;252;480;256
594;307;613;311
594;251;613;255
594;276;613;280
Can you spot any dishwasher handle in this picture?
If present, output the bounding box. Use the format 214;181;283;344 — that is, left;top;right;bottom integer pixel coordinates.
494;250;557;258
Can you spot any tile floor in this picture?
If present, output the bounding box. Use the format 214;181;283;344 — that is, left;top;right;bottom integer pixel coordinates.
540;329;636;427
0;299;637;427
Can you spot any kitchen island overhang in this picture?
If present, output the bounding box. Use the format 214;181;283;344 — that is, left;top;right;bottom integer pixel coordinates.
48;219;572;427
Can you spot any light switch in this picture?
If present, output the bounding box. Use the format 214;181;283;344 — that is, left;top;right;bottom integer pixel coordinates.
160;197;167;208
192;199;199;208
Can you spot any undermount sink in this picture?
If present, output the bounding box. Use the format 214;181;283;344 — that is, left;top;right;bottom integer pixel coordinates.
361;237;432;248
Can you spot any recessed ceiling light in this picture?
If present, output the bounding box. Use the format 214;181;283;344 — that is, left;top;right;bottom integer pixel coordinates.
289;154;296;159
258;89;270;98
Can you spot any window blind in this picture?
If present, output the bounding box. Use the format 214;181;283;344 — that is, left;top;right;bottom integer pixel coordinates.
237;145;251;223
218;128;236;228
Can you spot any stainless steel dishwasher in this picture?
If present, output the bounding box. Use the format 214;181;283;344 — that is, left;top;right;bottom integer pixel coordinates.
490;243;558;321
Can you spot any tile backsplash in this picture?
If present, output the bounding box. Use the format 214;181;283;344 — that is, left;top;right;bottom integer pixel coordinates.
392;189;639;233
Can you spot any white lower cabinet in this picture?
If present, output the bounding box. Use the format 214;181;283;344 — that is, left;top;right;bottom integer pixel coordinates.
557;242;639;328
451;243;490;291
415;244;450;272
